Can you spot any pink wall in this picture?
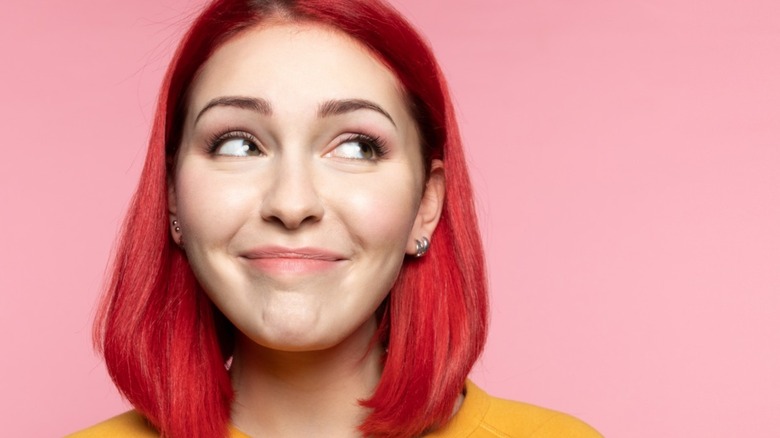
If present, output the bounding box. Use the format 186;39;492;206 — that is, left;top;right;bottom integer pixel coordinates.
1;1;778;436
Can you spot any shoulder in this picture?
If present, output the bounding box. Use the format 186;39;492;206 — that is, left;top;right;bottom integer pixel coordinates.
481;396;603;438
66;411;251;438
65;411;159;438
429;381;603;438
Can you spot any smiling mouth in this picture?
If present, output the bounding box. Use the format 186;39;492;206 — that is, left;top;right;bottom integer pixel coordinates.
241;247;346;274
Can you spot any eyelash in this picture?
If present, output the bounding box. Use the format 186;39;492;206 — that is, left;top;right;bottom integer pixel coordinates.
206;129;259;155
204;129;389;160
339;133;389;160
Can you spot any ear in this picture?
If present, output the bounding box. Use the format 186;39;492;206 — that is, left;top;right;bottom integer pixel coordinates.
406;159;445;255
168;175;182;246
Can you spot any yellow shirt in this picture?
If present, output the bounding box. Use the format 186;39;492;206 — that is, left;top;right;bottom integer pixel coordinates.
67;380;602;437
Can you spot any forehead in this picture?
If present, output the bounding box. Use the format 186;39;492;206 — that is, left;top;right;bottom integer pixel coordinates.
187;22;410;120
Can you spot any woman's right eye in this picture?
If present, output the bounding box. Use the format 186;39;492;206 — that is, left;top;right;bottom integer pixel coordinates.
209;133;262;157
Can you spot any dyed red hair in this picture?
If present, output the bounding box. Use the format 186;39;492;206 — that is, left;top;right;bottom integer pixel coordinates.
94;0;487;436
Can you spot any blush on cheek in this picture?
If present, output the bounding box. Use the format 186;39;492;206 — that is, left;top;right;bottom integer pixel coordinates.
347;186;420;247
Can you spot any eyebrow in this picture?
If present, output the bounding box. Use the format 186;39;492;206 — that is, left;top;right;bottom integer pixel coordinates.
195;96;272;124
318;98;396;127
194;96;396;127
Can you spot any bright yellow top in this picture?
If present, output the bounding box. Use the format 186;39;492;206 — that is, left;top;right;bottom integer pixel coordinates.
426;381;602;437
67;380;602;437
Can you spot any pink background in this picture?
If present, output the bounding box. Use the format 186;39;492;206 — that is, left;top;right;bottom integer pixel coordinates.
1;1;778;436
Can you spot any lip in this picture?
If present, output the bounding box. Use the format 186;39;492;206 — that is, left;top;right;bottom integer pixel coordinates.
240;246;347;275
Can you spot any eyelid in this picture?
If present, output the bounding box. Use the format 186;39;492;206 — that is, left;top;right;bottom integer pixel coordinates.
326;132;389;161
206;129;262;156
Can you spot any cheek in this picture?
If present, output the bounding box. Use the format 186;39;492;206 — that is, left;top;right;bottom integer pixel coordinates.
174;165;259;247
337;175;421;250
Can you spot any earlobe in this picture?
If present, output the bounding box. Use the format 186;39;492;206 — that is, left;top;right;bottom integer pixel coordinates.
168;178;183;246
407;160;445;256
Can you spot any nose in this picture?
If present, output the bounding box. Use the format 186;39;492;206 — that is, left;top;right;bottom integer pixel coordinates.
260;157;324;229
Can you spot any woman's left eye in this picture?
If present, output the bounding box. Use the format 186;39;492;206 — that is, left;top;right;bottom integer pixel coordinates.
326;134;388;161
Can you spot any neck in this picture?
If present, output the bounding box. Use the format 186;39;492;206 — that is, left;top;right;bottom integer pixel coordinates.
229;320;384;437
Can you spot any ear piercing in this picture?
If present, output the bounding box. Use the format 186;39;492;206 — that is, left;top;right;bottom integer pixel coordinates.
171;219;184;247
415;236;430;257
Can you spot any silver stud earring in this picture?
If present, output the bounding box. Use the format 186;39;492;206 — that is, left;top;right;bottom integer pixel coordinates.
414;236;430;257
172;219;180;233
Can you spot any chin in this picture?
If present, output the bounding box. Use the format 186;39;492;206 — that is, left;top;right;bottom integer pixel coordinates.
237;313;376;355
236;315;332;352
256;330;333;352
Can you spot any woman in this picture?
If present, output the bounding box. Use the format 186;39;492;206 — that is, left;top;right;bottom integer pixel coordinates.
70;0;601;436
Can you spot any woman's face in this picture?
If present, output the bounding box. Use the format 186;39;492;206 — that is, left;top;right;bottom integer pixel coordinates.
170;23;443;352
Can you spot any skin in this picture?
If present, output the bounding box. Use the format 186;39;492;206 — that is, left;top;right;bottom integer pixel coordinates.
168;22;445;437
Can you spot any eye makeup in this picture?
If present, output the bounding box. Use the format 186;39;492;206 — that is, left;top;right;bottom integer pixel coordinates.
206;129;262;156
330;133;389;161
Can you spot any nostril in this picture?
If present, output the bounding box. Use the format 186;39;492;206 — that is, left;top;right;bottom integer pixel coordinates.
260;171;325;229
262;209;322;229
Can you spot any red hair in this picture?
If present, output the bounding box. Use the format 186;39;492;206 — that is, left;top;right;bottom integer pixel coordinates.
94;0;487;436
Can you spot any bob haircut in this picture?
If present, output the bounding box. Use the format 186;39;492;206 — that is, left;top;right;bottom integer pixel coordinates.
94;0;487;436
